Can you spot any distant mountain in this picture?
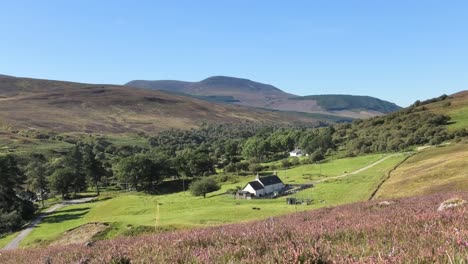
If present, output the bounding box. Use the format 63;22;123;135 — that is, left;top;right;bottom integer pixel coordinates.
127;76;295;102
126;76;401;119
0;74;14;78
291;94;401;113
0;77;318;136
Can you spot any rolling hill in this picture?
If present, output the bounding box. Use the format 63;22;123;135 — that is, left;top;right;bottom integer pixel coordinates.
371;91;468;199
0;76;318;136
126;76;401;119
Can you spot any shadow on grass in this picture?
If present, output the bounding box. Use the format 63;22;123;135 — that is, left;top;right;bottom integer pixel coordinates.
92;196;113;202
42;211;89;224
208;192;231;198
48;207;91;215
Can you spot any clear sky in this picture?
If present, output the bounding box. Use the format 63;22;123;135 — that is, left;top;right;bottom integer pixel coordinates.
1;0;468;106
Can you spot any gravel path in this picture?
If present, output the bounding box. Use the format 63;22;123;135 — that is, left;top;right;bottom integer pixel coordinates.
2;197;96;250
314;154;399;183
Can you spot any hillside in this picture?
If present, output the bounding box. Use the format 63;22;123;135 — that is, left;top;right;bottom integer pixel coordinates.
375;142;468;199
126;76;401;119
420;90;468;130
127;76;295;101
0;77;316;136
1;192;466;263
368;91;468;199
291;94;401;113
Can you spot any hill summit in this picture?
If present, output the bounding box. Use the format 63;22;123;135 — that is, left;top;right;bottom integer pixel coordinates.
126;76;294;101
126;76;401;119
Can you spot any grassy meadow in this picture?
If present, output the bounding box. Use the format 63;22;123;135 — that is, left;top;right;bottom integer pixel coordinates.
448;105;468;130
375;142;468;199
18;153;408;248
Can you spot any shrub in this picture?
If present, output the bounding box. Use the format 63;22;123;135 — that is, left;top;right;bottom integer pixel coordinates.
248;163;263;173
280;159;292;169
290;157;300;166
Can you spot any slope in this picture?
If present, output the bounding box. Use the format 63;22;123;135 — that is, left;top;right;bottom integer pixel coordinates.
374;142;468;199
126;76;401;118
291;94;400;113
372;91;468;199
0;77;317;141
421;90;468;130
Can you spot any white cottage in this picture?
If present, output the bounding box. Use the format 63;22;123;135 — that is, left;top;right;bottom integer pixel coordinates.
242;174;285;197
289;148;307;157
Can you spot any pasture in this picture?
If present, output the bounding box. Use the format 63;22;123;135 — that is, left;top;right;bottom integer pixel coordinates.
18;153;408;247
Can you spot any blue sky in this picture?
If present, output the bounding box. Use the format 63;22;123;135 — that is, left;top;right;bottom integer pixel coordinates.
1;0;468;106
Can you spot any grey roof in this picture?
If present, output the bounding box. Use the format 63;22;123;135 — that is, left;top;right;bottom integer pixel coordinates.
258;175;283;186
290;148;303;153
246;181;264;191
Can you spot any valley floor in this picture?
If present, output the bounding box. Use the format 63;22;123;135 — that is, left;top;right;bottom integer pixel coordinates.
2;153;407;249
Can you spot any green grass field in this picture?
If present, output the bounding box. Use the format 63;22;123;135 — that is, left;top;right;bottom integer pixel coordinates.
448;105;468;130
18;153;408;248
275;153;386;184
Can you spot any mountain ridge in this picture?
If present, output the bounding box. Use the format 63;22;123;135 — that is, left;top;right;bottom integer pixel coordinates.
0;76;318;136
126;76;401;118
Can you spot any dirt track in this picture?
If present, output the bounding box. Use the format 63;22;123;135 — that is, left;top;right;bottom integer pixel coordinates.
2;197;96;250
314;154;400;183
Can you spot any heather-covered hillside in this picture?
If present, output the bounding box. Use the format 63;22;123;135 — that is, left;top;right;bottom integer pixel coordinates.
1;192;466;263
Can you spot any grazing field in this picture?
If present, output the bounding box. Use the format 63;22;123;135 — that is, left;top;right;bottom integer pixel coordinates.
16;153;407;248
2;192;466;263
375;142;468;199
275;153;386;183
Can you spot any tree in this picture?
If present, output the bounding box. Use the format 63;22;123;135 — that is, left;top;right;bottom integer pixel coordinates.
189;178;220;198
174;149;215;177
64;145;87;194
49;168;75;199
114;154;171;192
0;155;23;211
309;149;325;162
25;154;48;208
0;155;35;233
242;137;269;161
82;145;105;196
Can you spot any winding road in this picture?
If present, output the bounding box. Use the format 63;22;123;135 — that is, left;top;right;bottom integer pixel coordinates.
2;197;96;250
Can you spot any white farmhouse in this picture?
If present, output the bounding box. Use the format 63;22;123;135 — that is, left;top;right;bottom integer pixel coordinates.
289;148;306;157
242;174;285;197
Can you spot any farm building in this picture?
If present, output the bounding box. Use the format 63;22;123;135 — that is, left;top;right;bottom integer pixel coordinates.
289;148;307;157
241;174;285;197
